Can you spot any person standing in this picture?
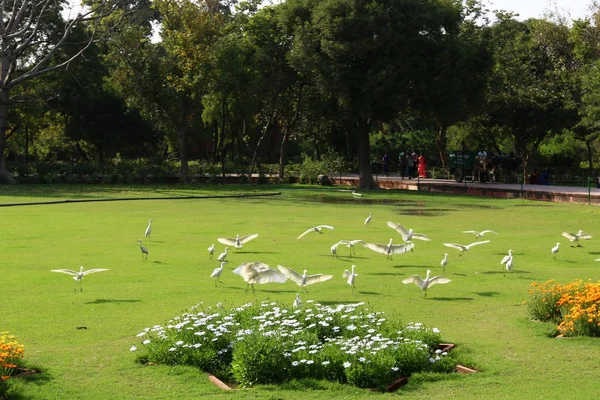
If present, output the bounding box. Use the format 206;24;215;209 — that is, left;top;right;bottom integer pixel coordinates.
406;150;415;179
382;152;390;176
398;152;407;178
418;153;427;178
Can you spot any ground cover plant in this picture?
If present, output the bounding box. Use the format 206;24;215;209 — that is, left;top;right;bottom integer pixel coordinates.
133;300;456;388
0;332;24;398
1;184;600;399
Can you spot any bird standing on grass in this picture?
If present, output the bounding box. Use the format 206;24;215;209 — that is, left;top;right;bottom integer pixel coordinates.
145;219;153;241
500;250;514;265
218;233;259;249
207;244;215;259
551;242;560;259
211;262;228;286
51;266;109;292
402;270;451;297
343;265;359;293
504;255;514;272
137;239;149;260
364;213;373;227
293;293;302;308
217;247;229;262
440;253;448;272
297;225;335;239
277;266;333;292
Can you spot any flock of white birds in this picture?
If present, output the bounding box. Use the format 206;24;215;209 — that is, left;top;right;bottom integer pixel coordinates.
50;214;597;298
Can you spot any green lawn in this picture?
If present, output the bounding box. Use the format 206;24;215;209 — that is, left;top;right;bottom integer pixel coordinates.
2;184;600;399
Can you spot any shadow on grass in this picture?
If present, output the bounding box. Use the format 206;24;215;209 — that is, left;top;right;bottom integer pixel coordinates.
85;299;141;304
9;371;52;399
474;291;501;297
318;300;364;306
427;297;474;301
270;378;332;391
358;291;381;295
368;272;403;276
259;289;297;294
452;273;467;277
480;270;531;274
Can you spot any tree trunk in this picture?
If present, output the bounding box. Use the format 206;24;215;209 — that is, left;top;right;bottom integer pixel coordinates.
586;140;594;179
356;119;376;189
278;131;289;183
179;129;190;184
0;88;16;184
436;123;448;171
249;111;275;179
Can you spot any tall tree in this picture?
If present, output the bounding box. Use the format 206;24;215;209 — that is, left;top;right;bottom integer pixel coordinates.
0;0;116;183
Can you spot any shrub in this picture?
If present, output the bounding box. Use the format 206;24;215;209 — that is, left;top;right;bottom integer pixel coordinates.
0;332;25;398
526;280;600;337
133;301;457;389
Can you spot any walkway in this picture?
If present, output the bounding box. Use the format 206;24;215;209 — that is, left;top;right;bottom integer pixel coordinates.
329;174;600;205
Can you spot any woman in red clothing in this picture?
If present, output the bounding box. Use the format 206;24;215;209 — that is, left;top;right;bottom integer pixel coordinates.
417;153;427;178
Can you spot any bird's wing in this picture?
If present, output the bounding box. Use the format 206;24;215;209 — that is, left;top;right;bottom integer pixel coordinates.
240;233;259;244
342;270;351;278
254;269;288;284
428;276;451;287
481;230;498;235
82;269;109;275
297;228;314;240
364;242;389;254
389;243;415;254
462;230;478;234
232;262;253;276
317;225;334;231
579;233;593;240
500;255;510;264
402;275;424;286
253;262;271;272
218;238;237;246
411;233;431;241
443;243;466;251
210;268;222;278
338;240;351;246
387;221;409;236
50;269;78;276
305;274;333;285
349;239;367;246
276;265;303;284
561;232;576;241
466;240;490;249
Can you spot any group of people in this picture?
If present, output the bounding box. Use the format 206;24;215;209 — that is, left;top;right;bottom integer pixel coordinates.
381;150;426;179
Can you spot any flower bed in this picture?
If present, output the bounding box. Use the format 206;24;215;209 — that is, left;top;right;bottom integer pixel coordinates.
526;279;600;337
132;301;458;389
0;332;25;398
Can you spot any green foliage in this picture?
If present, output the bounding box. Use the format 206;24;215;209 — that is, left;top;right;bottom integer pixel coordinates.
298;154;325;184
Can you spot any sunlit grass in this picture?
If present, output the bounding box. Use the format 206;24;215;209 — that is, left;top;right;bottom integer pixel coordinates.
2;185;600;399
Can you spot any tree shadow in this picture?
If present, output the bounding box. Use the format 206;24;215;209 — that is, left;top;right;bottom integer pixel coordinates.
368;272;403;276
85;299;141;304
480;270;530;274
358;291;381;295
152;261;165;264
235;251;280;254
427;297;474;301
452;273;467;277
9;371;52;398
474;291;500;297
147;240;166;244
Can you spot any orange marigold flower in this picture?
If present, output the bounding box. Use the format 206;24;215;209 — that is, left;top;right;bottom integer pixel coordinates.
1;376;10;381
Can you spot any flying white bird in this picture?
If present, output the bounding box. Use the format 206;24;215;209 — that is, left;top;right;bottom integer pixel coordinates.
364;238;414;259
500;250;514;265
51;266;109;291
462;230;497;238
210;261;228;286
297;225;335;240
402;269;451;297
293;293;302;308
207;244;215;259
217;247;229;262
277;266;333;291
364;213;373;226
551;242;560;259
342;265;359;293
562;230;592;247
387;221;431;242
352;191;363;197
218;233;259;249
145;219;153;241
442;240;490;256
441;253;448;271
137;239;149;260
332;239;366;257
233;262;287;292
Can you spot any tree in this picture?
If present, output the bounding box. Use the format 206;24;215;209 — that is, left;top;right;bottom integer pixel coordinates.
0;0;117;183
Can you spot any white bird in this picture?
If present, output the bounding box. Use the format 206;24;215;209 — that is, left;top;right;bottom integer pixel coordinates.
364;238;414;259
51;266;109;291
551;242;560;259
207;244;215;259
442;240;490;256
500;250;514;265
387;221;431;242
293;293;302;308
233;262;287;292
504;255;514;271
217;247;229;262
210;261;228;286
352;191;363;197
342;265;359;293
562;230;592;247
333;239;366;257
145;219;153;241
402;269;451;297
364;213;373;226
330;242;340;258
137;239;149;260
218;233;259;249
277;266;333;291
462;230;497;238
297;225;334;240
440;253;448;271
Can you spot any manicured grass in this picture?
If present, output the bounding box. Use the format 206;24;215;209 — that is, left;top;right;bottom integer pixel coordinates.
2;184;600;399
